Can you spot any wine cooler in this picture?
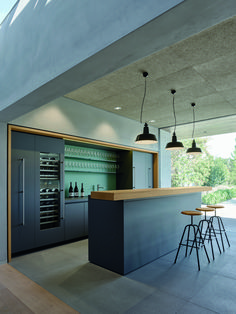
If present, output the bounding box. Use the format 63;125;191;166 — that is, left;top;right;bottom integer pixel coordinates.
40;153;62;230
11;131;65;254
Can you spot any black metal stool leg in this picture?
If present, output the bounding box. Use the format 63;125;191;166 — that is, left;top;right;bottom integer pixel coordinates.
185;224;191;257
210;216;225;251
209;220;222;254
208;222;215;260
193;226;200;271
174;225;189;264
197;226;210;264
219;216;230;247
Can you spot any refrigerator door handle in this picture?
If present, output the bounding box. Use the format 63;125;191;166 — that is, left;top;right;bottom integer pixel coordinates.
18;158;25;226
60;189;65;220
60;158;65;220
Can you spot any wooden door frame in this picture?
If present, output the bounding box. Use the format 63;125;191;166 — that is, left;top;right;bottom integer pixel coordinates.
7;124;159;261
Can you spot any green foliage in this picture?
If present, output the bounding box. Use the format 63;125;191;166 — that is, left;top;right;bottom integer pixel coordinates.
171;137;234;188
202;188;236;205
171;138;212;187
229;139;236;185
205;157;230;187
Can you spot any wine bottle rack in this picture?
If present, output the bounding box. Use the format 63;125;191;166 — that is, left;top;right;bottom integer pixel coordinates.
40;153;61;230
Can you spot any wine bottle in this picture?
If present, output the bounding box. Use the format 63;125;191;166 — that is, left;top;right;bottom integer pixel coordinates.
81;183;84;197
74;182;79;197
69;182;74;198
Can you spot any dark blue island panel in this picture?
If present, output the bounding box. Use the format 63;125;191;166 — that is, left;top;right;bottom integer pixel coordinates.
88;192;202;275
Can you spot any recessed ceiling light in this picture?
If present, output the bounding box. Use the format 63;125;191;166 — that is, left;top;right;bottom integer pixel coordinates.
114;106;122;110
149;120;156;123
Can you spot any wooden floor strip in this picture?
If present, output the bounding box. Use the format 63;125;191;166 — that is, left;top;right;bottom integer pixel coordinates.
0;264;79;313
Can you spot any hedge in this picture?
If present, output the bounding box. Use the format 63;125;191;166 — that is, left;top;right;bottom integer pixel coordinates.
202;188;236;205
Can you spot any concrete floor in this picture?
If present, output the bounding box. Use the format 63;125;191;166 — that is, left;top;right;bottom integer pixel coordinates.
10;217;236;314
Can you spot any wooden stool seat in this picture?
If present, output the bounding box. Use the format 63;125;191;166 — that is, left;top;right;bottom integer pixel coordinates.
207;205;224;209
196;207;215;213
181;210;202;216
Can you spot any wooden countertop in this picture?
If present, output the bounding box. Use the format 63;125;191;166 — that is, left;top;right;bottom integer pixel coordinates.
90;186;212;201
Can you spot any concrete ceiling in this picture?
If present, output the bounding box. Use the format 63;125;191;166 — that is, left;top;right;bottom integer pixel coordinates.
65;15;236;139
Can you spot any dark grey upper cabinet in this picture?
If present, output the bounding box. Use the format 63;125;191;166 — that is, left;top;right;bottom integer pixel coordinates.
35;135;64;154
116;150;153;190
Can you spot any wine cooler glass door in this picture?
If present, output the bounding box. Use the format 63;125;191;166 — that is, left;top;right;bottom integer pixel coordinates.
40;152;62;230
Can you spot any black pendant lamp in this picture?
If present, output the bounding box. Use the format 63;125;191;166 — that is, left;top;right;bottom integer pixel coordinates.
135;72;157;144
186;103;202;155
165;89;184;150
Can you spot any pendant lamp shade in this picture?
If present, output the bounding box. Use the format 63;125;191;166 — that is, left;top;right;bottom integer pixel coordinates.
135;122;157;144
186;103;202;155
165;131;184;150
186;139;202;155
165;90;184;151
135;72;157;144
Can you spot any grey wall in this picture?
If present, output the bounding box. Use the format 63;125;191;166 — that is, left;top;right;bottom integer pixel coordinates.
11;96;159;151
0;123;8;264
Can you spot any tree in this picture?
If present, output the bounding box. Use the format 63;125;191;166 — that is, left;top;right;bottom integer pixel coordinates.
205;157;230;187
229;139;236;185
171;138;212;187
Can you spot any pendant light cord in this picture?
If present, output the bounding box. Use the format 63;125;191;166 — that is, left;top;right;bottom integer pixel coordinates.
171;90;177;133
191;103;196;139
140;72;148;124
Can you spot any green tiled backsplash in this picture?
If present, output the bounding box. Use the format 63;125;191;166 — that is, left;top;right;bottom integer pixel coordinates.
64;144;118;197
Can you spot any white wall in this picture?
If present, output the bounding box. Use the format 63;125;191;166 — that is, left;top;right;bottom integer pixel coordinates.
0;123;8;264
11;96;159;151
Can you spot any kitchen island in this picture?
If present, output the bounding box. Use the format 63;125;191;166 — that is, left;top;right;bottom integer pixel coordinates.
88;186;211;275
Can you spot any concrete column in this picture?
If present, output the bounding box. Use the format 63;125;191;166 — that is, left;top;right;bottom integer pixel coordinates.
0;122;8;264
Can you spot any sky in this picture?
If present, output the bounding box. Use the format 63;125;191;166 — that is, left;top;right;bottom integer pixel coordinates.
206;132;236;159
0;0;16;23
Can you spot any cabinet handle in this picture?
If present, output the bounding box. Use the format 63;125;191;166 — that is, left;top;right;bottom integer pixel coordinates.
60;157;65;220
60;189;64;220
133;166;135;189
18;158;25;226
148;167;151;188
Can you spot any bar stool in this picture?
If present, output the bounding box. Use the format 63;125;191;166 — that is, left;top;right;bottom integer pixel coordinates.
207;205;230;251
174;210;210;271
195;207;221;260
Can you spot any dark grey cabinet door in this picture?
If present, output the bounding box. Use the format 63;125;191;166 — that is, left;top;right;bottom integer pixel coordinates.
65;203;86;240
132;151;153;189
11;132;36;253
84;202;88;235
35;135;64;154
132;151;146;189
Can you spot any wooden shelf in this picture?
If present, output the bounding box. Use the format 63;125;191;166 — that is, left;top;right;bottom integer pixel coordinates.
65;169;116;174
